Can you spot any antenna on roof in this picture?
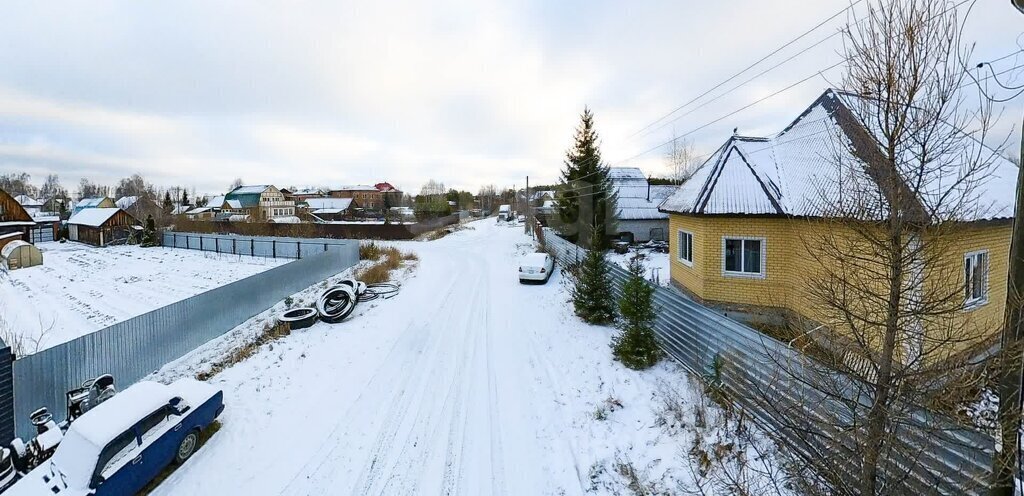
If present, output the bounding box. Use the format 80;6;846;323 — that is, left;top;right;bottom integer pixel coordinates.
733;127;738;135
647;175;651;201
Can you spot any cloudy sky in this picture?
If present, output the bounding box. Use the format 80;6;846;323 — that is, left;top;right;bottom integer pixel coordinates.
0;0;1021;196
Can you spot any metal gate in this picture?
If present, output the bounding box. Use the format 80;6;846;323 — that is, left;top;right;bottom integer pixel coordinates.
28;224;54;243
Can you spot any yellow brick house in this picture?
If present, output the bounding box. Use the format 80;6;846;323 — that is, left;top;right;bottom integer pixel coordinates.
658;89;1018;360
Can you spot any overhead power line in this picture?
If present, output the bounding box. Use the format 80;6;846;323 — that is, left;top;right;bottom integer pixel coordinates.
630;0;865;138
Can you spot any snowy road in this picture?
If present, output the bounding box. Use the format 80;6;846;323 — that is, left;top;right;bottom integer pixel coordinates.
151;218;702;496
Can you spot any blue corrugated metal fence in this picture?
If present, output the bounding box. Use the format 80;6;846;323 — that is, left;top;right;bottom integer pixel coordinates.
11;242;358;440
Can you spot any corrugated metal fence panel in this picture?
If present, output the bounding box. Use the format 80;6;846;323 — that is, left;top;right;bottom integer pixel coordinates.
12;243;358;440
543;229;994;495
162;232;356;260
0;345;13;445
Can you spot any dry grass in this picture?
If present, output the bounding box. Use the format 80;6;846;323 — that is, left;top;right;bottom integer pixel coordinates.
195;321;290;381
354;246;416;283
355;263;393;284
360;241;384;261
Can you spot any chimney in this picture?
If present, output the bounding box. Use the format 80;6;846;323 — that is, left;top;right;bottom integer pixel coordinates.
647;175;651;202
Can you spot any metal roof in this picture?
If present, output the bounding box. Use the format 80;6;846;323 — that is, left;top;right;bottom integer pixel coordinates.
68;208;122;227
660;89;1018;221
305;198;353;210
610;167;679;221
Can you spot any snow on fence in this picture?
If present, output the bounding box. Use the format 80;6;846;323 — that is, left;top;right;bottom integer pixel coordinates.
9;243;358;441
162;232;355;259
543;229;995;495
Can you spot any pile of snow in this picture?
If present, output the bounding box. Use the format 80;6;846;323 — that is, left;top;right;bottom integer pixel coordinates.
0;243;288;353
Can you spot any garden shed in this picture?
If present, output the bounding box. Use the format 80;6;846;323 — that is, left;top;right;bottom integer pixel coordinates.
68;208;140;247
1;240;42;270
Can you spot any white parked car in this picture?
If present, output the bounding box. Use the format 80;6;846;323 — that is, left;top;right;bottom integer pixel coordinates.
519;253;554;284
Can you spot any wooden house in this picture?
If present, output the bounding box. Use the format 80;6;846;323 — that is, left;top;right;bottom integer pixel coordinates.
67;208;141;247
0;189;34;252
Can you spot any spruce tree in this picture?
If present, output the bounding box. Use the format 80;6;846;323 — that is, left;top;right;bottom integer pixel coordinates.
142;214;156;247
556;107;618;250
162;191;173;213
612;256;662;370
570;228;617;325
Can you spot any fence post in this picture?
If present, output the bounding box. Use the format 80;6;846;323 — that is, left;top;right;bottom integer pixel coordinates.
324;243;328;252
173;233;177;248
251;239;255;256
233;238;237;255
272;240;276;258
297;241;301;259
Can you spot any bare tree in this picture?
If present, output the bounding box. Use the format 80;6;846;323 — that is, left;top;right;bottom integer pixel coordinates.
114;173;155;200
76;178;109;200
229;178;244;191
737;1;1007;494
665;136;702;183
0;172;37;197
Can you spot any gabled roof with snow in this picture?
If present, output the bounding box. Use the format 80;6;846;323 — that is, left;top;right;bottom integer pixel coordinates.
185;207;213;214
305;198;354;211
225;199;243;209
207;195;226;208
171;205;190;215
75;197;111;209
660;89;1018;221
115;196;139;209
331;185;377;192
14;195;43;207
228;185;271;195
609;167;679;221
68;208;122;227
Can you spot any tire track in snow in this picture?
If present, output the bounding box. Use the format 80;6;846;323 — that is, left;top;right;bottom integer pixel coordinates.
349;262;472;495
378;255;489;495
278;261;464;495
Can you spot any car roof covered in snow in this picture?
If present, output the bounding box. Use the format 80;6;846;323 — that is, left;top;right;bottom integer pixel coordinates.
67;208;121;227
521;252;549;266
68;381;170;447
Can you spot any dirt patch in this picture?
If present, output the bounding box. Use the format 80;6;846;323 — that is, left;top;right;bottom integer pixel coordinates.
195;321;291;381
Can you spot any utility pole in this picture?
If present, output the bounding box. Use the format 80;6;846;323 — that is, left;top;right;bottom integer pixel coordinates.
524;176;531;236
991;4;1024;490
991;109;1024;496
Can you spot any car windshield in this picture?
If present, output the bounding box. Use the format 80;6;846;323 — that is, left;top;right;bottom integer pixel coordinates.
48;430;99;489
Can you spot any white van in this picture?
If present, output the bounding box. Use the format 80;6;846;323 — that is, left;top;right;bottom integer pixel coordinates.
497;204;512;222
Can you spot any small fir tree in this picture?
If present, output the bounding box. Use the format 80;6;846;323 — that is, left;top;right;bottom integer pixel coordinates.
570;228;617;325
142;215;156;247
162;191;173;213
612;256;661;370
181;190;190;207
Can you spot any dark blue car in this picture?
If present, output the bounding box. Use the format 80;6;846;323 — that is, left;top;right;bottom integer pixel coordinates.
6;379;223;496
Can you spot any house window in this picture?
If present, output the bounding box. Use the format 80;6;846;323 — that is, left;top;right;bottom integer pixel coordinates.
677;230;693;267
964;250;989;307
723;237;764;277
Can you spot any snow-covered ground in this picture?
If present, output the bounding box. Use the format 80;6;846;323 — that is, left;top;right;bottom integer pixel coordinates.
149;218;780;495
607;245;671;287
0;242;287;353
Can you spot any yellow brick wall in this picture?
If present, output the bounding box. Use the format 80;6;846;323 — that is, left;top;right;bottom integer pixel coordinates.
668;213;1011;353
668;214;791;309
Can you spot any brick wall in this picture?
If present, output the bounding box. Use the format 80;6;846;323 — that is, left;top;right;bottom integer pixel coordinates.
668;212;1012;357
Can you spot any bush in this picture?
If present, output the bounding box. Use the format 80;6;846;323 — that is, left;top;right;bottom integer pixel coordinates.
611;256;662;370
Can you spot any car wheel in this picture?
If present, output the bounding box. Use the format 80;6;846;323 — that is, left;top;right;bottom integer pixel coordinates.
175;430;200;464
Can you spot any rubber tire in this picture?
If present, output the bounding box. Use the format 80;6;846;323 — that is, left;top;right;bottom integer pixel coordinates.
174;430;200;465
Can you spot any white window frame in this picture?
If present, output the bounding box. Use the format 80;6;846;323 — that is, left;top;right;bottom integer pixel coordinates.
722;236;766;279
677;229;694;267
964;249;989;309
